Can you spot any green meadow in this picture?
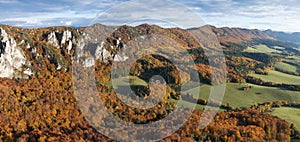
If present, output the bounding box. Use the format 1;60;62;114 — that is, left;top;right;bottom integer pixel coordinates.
185;83;300;108
111;76;300;109
244;44;282;54
275;62;300;74
270;107;300;131
249;70;300;85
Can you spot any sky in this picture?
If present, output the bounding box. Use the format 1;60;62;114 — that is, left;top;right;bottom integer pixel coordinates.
0;0;300;32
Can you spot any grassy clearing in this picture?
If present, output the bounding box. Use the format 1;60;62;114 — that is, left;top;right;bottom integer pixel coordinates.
284;57;300;66
112;76;207;109
185;83;300;108
168;98;206;110
275;62;300;74
270;107;300;131
273;46;285;50
111;76;148;87
249;70;300;85
244;44;282;54
111;76;300;111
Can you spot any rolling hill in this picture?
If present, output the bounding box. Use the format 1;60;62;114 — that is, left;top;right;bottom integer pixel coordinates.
0;23;298;141
264;29;300;44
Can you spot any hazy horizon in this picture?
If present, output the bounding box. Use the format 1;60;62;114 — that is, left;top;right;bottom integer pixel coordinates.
1;22;296;34
1;0;300;32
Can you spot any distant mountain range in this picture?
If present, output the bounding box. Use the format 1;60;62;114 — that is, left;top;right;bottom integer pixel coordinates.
264;29;300;44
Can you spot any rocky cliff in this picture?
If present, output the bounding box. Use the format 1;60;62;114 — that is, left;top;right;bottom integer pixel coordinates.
0;27;32;78
0;24;275;79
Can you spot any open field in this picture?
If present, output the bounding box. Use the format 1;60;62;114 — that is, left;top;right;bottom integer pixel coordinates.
111;76;148;87
273;46;285;50
111;76;300;111
275;62;300;74
270;107;300;131
249;70;300;85
244;44;282;54
284;57;300;68
112;76;208;109
185;83;300;108
168;98;206;110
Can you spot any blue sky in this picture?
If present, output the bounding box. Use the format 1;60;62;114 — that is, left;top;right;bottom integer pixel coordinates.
0;0;300;32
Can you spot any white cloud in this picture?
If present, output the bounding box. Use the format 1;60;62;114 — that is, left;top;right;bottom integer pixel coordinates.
93;0;206;28
25;19;42;25
185;0;300;32
65;21;73;26
0;0;300;32
0;0;18;3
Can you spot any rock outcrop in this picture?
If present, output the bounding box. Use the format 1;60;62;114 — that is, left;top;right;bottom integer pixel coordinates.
47;30;74;53
0;24;278;79
0;27;32;78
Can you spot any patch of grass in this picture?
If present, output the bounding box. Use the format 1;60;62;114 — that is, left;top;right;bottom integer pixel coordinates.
244;44;282;54
111;76;148;87
168;98;206;110
273;46;285;50
112;76;208;109
284;56;300;65
270;107;300;131
185;83;300;108
249;70;300;85
111;76;300;112
275;62;300;74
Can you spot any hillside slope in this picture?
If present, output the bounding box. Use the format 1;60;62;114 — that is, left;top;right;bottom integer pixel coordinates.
0;24;277;79
264;29;300;44
0;24;293;141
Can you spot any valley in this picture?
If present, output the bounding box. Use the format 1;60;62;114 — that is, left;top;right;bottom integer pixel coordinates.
0;23;300;141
